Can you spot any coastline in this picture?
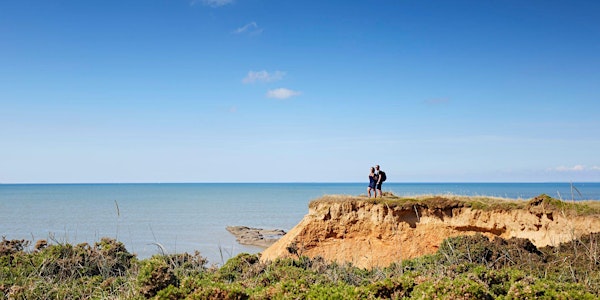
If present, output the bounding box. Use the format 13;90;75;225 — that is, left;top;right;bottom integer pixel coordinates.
2;182;600;265
3;193;600;298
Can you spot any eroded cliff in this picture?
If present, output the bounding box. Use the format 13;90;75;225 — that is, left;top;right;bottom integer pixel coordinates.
261;194;600;268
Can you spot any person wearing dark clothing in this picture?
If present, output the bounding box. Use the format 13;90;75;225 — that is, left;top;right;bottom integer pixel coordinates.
368;167;377;198
375;165;384;198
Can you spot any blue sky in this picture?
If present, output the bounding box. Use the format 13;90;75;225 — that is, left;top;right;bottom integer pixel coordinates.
1;0;599;183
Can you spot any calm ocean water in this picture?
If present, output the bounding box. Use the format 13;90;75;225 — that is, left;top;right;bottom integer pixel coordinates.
1;182;599;264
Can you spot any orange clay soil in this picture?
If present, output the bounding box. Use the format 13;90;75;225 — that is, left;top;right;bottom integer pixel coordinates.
261;194;600;269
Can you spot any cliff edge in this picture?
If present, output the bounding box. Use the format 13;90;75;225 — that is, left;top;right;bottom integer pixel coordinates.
261;194;600;268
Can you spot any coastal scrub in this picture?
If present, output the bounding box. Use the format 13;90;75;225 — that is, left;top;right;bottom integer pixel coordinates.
2;233;600;299
2;194;600;299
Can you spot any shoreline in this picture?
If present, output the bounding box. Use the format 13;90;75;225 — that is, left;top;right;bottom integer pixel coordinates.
3;193;600;298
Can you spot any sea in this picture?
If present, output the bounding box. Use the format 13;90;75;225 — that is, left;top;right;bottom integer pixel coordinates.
1;182;599;265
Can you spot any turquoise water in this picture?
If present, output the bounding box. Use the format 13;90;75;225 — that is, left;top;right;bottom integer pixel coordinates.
1;182;599;265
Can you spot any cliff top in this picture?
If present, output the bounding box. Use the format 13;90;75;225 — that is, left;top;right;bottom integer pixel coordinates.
264;193;600;268
310;193;600;217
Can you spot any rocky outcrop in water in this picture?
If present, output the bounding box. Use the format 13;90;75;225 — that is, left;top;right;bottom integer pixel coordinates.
226;226;286;248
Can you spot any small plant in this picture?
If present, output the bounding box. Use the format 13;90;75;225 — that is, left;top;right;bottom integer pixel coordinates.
137;256;178;298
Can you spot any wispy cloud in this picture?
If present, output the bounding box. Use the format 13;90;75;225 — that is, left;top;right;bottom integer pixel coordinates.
242;70;285;84
552;165;600;172
266;88;301;99
233;22;263;35
191;0;233;7
555;165;585;172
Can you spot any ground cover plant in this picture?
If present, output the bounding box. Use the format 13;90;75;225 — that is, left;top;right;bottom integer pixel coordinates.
2;195;600;299
315;193;600;217
3;234;599;299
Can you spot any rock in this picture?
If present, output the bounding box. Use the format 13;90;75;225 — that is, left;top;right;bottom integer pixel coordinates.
260;195;600;269
226;226;286;248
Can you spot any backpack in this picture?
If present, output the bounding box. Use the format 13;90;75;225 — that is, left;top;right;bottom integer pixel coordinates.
379;171;387;182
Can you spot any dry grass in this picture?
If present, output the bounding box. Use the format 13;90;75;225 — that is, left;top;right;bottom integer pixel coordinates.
310;193;600;216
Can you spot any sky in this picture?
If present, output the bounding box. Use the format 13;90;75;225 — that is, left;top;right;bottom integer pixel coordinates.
1;0;599;183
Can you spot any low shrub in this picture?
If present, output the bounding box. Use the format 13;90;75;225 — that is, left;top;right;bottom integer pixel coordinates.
137;256;178;298
2;232;600;299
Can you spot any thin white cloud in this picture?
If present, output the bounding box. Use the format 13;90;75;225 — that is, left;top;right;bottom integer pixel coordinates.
242;70;285;84
233;22;263;35
192;0;233;7
266;88;301;99
554;165;587;172
592;166;600;171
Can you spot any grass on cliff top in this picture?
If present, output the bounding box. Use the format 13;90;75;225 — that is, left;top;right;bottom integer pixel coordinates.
311;193;600;216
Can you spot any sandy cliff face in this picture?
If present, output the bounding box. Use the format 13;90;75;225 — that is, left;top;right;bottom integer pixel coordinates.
260;196;600;268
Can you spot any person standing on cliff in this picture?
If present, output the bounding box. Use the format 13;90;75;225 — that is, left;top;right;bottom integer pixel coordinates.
368;167;377;198
375;165;385;198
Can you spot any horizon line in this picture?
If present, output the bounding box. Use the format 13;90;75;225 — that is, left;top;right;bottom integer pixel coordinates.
2;181;599;185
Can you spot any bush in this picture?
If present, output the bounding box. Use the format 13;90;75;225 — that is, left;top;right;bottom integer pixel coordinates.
3;233;600;299
137;256;178;298
438;234;544;270
217;253;261;282
365;276;415;299
411;275;493;299
305;283;362;299
0;238;29;257
39;238;135;279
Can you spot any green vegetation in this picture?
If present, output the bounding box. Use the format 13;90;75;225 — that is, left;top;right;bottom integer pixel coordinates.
314;193;600;216
2;231;600;299
2;194;598;299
